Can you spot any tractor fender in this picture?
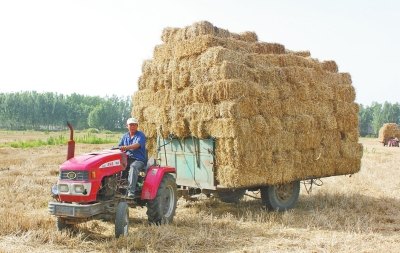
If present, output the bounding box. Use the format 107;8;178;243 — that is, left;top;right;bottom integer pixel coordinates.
141;166;176;200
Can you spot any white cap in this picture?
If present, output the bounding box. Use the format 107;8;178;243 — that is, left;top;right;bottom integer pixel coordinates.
127;118;138;125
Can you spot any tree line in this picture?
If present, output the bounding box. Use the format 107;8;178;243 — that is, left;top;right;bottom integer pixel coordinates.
0;91;133;131
359;102;400;137
1;91;399;135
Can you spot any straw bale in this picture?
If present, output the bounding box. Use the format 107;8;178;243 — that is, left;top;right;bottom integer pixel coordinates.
378;123;400;143
265;131;295;152
170;88;193;107
295;131;323;150
312;101;334;117
334;101;360;117
190;62;256;85
278;54;321;69
282;115;316;133
255;42;285;54
153;44;174;61
344;128;360;142
209;119;238;138
264;116;282;133
216;99;259;119
276;83;292;99
300;150;318;175
161;27;180;43
139;122;157;139
258;98;283;118
331;84;356;102
292;82;310;101
282;67;323;85
230;31;258;43
174;35;259;58
188;120;209;139
315;114;337;130
192;80;259;103
141;59;154;75
171;118;190;139
131;106;144;123
142;105;170;124
336;158;361;175
184;103;216;121
139;75;157;91
249;115;270;135
162;21;258;45
339;73;352;85
322;60;339;73
255;67;288;86
310;84;333;101
135;21;362;187
216;165;240;187
340;142;363;159
133;89;153;107
336;113;359;132
286;50;311;57
324;72;352;86
199;47;248;68
172;71;190;90
281;97;315;116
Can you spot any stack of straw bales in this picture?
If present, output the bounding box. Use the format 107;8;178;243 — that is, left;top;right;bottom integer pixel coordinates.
133;21;363;187
378;123;400;143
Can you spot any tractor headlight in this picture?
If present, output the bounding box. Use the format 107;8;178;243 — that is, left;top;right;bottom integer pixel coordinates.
59;184;69;192
74;184;85;193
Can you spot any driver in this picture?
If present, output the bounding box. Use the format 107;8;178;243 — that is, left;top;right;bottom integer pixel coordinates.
119;118;147;198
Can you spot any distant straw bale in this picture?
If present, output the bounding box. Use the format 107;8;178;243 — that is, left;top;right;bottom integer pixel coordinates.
378;123;400;144
132;20;362;187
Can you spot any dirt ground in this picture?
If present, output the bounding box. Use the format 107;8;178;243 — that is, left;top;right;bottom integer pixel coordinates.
0;132;399;252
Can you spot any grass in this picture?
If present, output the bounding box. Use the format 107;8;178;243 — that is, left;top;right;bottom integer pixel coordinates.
0;135;399;252
0;130;120;148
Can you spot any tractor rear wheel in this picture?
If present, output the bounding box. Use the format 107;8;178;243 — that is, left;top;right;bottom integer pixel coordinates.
115;202;129;238
146;173;177;225
261;180;300;211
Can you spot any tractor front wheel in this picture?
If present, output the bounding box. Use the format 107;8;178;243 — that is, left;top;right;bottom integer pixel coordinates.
115;202;129;238
56;217;73;231
261;180;300;211
146;173;177;225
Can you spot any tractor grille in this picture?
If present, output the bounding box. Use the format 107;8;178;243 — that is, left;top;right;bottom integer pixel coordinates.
59;170;89;180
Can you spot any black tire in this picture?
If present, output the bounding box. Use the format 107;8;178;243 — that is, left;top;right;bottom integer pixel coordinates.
56;217;73;231
261;180;300;212
218;189;246;203
146;173;177;225
115;202;129;238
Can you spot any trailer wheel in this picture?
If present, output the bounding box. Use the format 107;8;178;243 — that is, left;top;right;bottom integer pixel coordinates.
146;173;177;225
56;217;73;231
115;202;129;238
261;180;300;211
218;189;246;203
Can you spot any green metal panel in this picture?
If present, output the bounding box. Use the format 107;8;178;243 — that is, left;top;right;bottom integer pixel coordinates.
157;136;215;189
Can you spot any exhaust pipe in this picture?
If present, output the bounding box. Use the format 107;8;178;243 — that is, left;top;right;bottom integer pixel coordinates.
67;121;75;160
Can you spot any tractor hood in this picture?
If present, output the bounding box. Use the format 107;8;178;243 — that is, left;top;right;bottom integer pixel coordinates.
59;150;127;171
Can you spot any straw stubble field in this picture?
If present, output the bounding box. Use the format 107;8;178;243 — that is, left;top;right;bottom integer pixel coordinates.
0;132;399;253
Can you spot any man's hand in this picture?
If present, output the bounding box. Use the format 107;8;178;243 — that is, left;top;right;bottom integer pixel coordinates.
119;146;128;151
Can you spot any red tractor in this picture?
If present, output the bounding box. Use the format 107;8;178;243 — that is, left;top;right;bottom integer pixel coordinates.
48;123;178;238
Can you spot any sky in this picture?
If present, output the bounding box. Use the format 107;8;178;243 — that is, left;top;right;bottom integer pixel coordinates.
0;0;399;106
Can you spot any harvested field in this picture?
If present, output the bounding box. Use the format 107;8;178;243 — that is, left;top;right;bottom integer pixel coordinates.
0;131;399;252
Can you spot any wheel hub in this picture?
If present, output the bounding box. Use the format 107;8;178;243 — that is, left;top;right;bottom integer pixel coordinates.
275;183;294;203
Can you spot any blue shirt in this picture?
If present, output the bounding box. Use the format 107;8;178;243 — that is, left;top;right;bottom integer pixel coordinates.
118;130;147;163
